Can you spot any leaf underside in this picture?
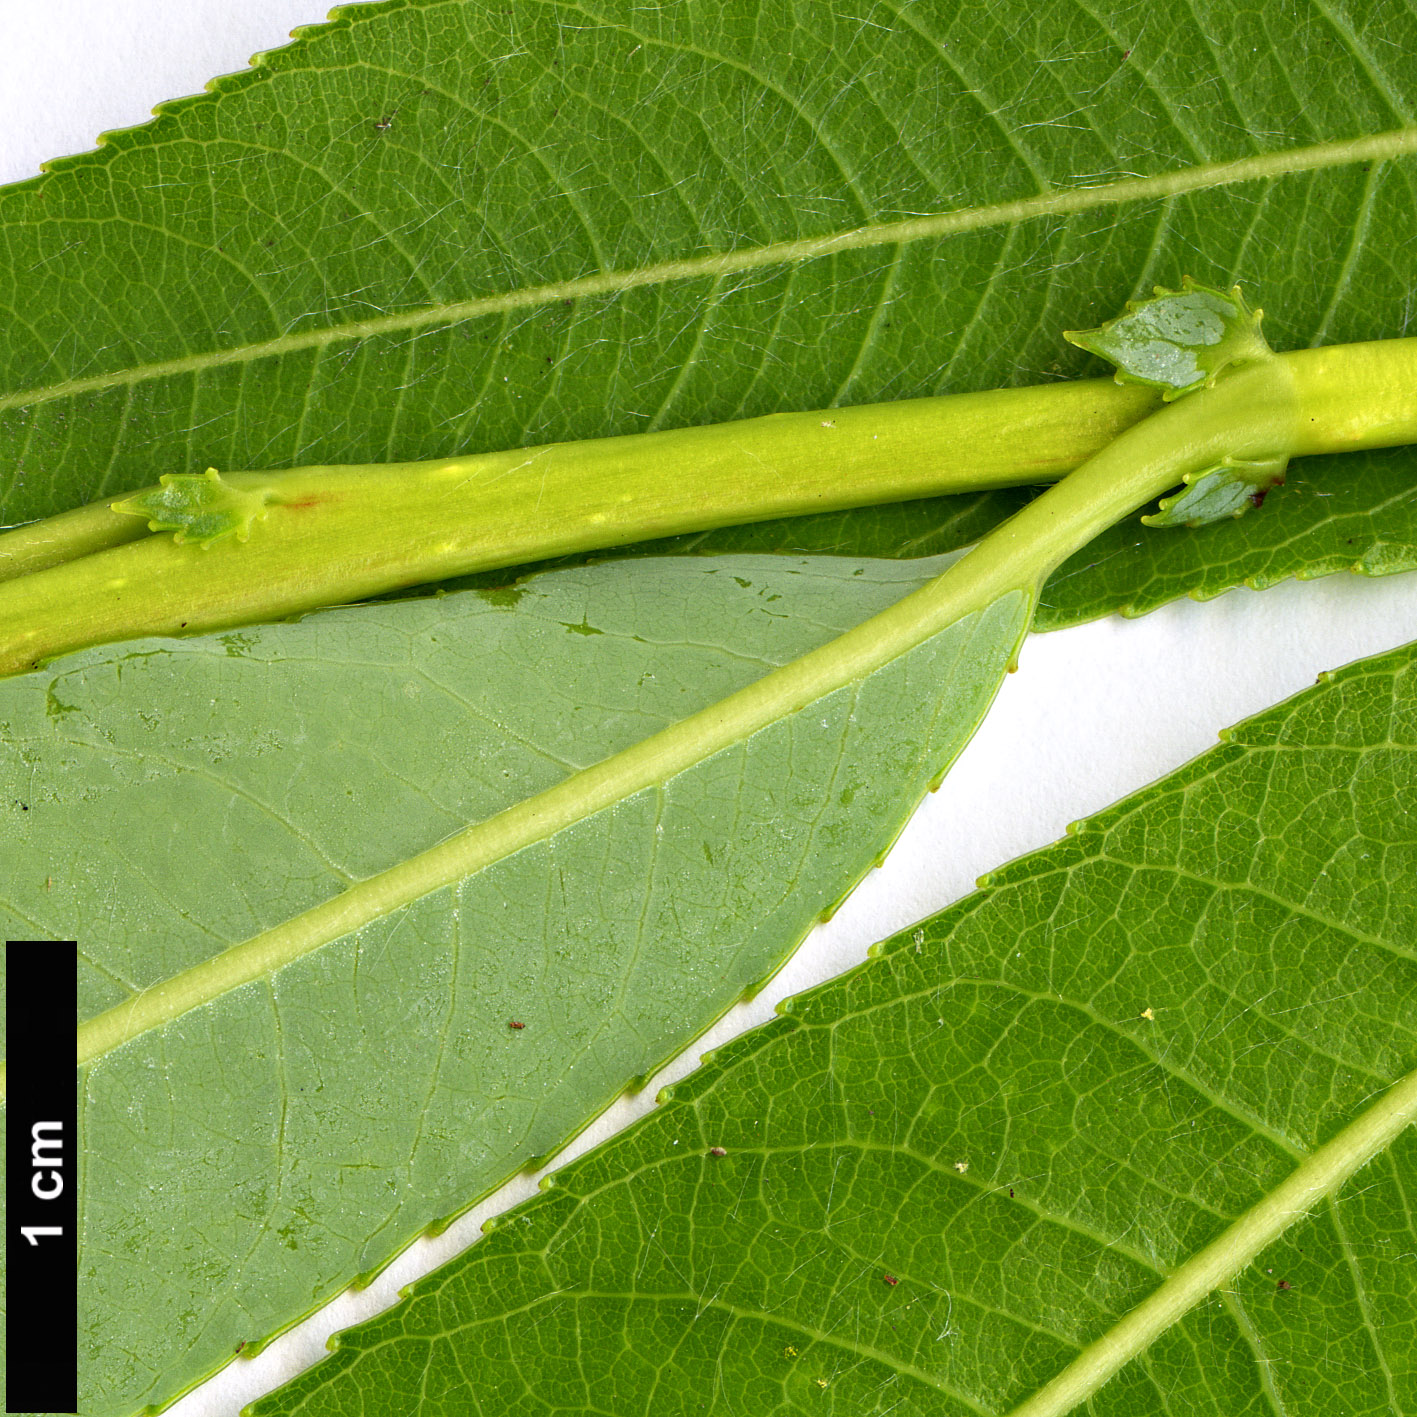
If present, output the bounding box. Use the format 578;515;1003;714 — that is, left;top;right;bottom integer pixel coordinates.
1;553;1025;1414
254;639;1417;1417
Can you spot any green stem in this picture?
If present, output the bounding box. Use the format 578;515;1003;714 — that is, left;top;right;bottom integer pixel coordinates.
0;375;1157;583
78;356;1308;1037
3;339;1415;677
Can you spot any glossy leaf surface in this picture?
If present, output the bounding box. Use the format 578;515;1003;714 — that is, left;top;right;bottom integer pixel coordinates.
1;552;1025;1413
257;639;1417;1417
0;0;1414;1410
0;2;1413;623
1035;446;1417;627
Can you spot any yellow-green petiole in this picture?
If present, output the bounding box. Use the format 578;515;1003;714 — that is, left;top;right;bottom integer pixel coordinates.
0;289;1413;677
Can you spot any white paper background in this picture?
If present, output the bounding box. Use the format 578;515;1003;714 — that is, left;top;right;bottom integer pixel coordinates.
3;3;1414;1411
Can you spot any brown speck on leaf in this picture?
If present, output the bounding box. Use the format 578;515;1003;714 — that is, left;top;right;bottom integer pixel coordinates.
1276;1279;1293;1291
1009;1188;1015;1198
882;1272;898;1286
234;1341;245;1355
508;1020;525;1030
708;1146;727;1157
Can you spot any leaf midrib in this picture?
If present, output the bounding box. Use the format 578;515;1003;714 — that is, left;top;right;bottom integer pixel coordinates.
1004;1064;1417;1417
4;129;1414;416
68;589;1027;1078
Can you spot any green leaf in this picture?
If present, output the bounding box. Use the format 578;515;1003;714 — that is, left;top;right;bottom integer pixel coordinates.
2;3;1416;1410
1036;446;1417;628
254;639;1417;1417
1;551;1025;1414
0;3;1414;620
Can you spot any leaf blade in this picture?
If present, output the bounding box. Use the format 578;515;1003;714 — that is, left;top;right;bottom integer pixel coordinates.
2;3;1416;1409
250;640;1417;1416
5;130;1413;426
1;2;1414;617
1;551;1026;1413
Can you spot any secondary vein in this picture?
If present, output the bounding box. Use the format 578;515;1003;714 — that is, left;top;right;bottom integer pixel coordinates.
70;599;1026;1072
3;127;1413;415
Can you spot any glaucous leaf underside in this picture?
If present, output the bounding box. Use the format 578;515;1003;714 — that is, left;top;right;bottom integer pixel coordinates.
0;0;1413;1411
1;552;1025;1414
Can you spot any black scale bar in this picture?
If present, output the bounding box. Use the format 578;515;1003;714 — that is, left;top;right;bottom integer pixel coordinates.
6;940;78;1414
